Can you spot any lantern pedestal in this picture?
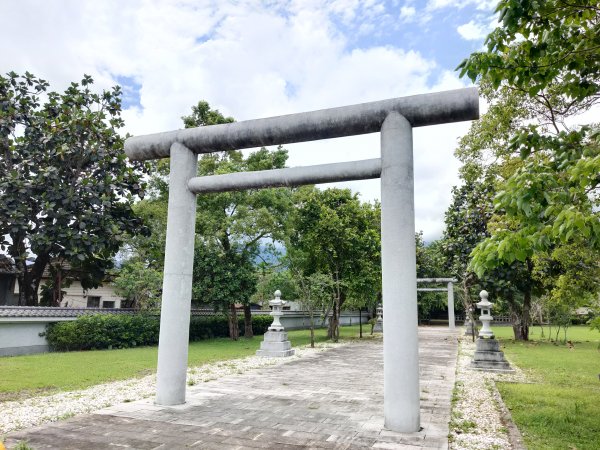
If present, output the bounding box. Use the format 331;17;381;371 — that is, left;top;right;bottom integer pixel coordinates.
256;331;295;357
470;338;513;372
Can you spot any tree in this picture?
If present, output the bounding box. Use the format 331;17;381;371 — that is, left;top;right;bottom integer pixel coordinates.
533;240;600;341
0;72;146;305
442;178;494;325
192;242;257;340
123;101;293;339
113;260;162;310
293;271;333;348
458;1;600;248
252;265;300;308
182;102;294;339
289;187;380;341
455;1;600;339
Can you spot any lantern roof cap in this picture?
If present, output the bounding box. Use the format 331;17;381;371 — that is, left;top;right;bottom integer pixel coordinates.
476;290;492;308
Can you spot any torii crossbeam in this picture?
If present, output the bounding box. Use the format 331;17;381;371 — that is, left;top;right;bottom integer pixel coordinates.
124;88;479;432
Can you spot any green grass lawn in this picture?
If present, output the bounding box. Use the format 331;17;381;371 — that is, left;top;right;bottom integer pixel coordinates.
0;325;365;401
493;325;600;450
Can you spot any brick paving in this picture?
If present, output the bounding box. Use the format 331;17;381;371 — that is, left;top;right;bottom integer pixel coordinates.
6;327;458;449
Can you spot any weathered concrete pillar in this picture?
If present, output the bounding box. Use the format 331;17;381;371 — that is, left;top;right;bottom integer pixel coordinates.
448;281;456;330
155;142;198;405
380;112;420;432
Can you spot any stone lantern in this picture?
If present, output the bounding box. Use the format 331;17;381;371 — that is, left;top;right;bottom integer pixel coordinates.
268;290;285;331
470;290;513;372
373;303;383;333
476;290;494;338
256;290;295;357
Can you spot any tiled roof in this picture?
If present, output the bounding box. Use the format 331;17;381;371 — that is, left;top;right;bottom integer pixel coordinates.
0;306;137;318
0;306;224;318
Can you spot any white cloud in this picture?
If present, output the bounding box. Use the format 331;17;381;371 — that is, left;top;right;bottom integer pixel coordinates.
400;6;416;21
0;0;477;241
427;0;497;11
457;19;493;41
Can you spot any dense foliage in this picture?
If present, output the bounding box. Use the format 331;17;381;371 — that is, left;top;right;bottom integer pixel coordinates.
113;260;162;309
454;0;600;339
0;72;147;305
289;187;380;340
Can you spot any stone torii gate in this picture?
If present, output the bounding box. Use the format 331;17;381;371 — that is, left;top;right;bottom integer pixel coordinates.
417;278;457;329
124;88;479;432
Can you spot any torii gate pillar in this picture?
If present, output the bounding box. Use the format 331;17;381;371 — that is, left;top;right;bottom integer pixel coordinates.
155;143;198;405
381;112;419;431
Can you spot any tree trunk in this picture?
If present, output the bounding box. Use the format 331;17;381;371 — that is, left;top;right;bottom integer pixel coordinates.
359;308;363;338
243;304;253;338
309;309;315;348
520;288;531;341
328;270;343;342
508;293;522;340
460;275;478;341
327;300;340;341
16;254;49;306
508;290;530;341
228;303;239;340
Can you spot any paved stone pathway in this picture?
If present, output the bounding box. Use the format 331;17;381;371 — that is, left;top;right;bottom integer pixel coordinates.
6;328;458;449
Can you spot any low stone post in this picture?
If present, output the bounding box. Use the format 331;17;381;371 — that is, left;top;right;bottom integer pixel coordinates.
373;304;383;333
256;290;295;357
470;290;513;372
447;281;456;330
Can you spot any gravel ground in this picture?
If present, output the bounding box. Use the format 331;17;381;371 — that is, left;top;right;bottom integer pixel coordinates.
1;342;342;436
449;335;528;450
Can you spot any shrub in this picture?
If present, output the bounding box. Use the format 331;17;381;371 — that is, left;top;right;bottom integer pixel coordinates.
245;314;273;335
46;312;274;351
188;314;272;340
45;314;160;351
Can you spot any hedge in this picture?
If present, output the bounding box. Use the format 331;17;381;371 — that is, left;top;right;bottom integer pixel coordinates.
45;313;274;352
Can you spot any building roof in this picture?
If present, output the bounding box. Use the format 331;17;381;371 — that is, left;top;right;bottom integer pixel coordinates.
0;306;136;318
0;306;224;318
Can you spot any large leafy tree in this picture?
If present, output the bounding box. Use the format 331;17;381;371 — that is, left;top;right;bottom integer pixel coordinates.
289;187;380;341
0;72;146;305
192;242;257;339
113;260;162;310
123;101;294;339
455;1;600;339
182;102;294;339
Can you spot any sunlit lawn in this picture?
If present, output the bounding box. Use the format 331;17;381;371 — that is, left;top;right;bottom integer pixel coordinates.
493;325;600;450
0;325;365;400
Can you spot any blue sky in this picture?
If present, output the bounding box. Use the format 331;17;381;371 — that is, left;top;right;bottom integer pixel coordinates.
1;0;498;240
